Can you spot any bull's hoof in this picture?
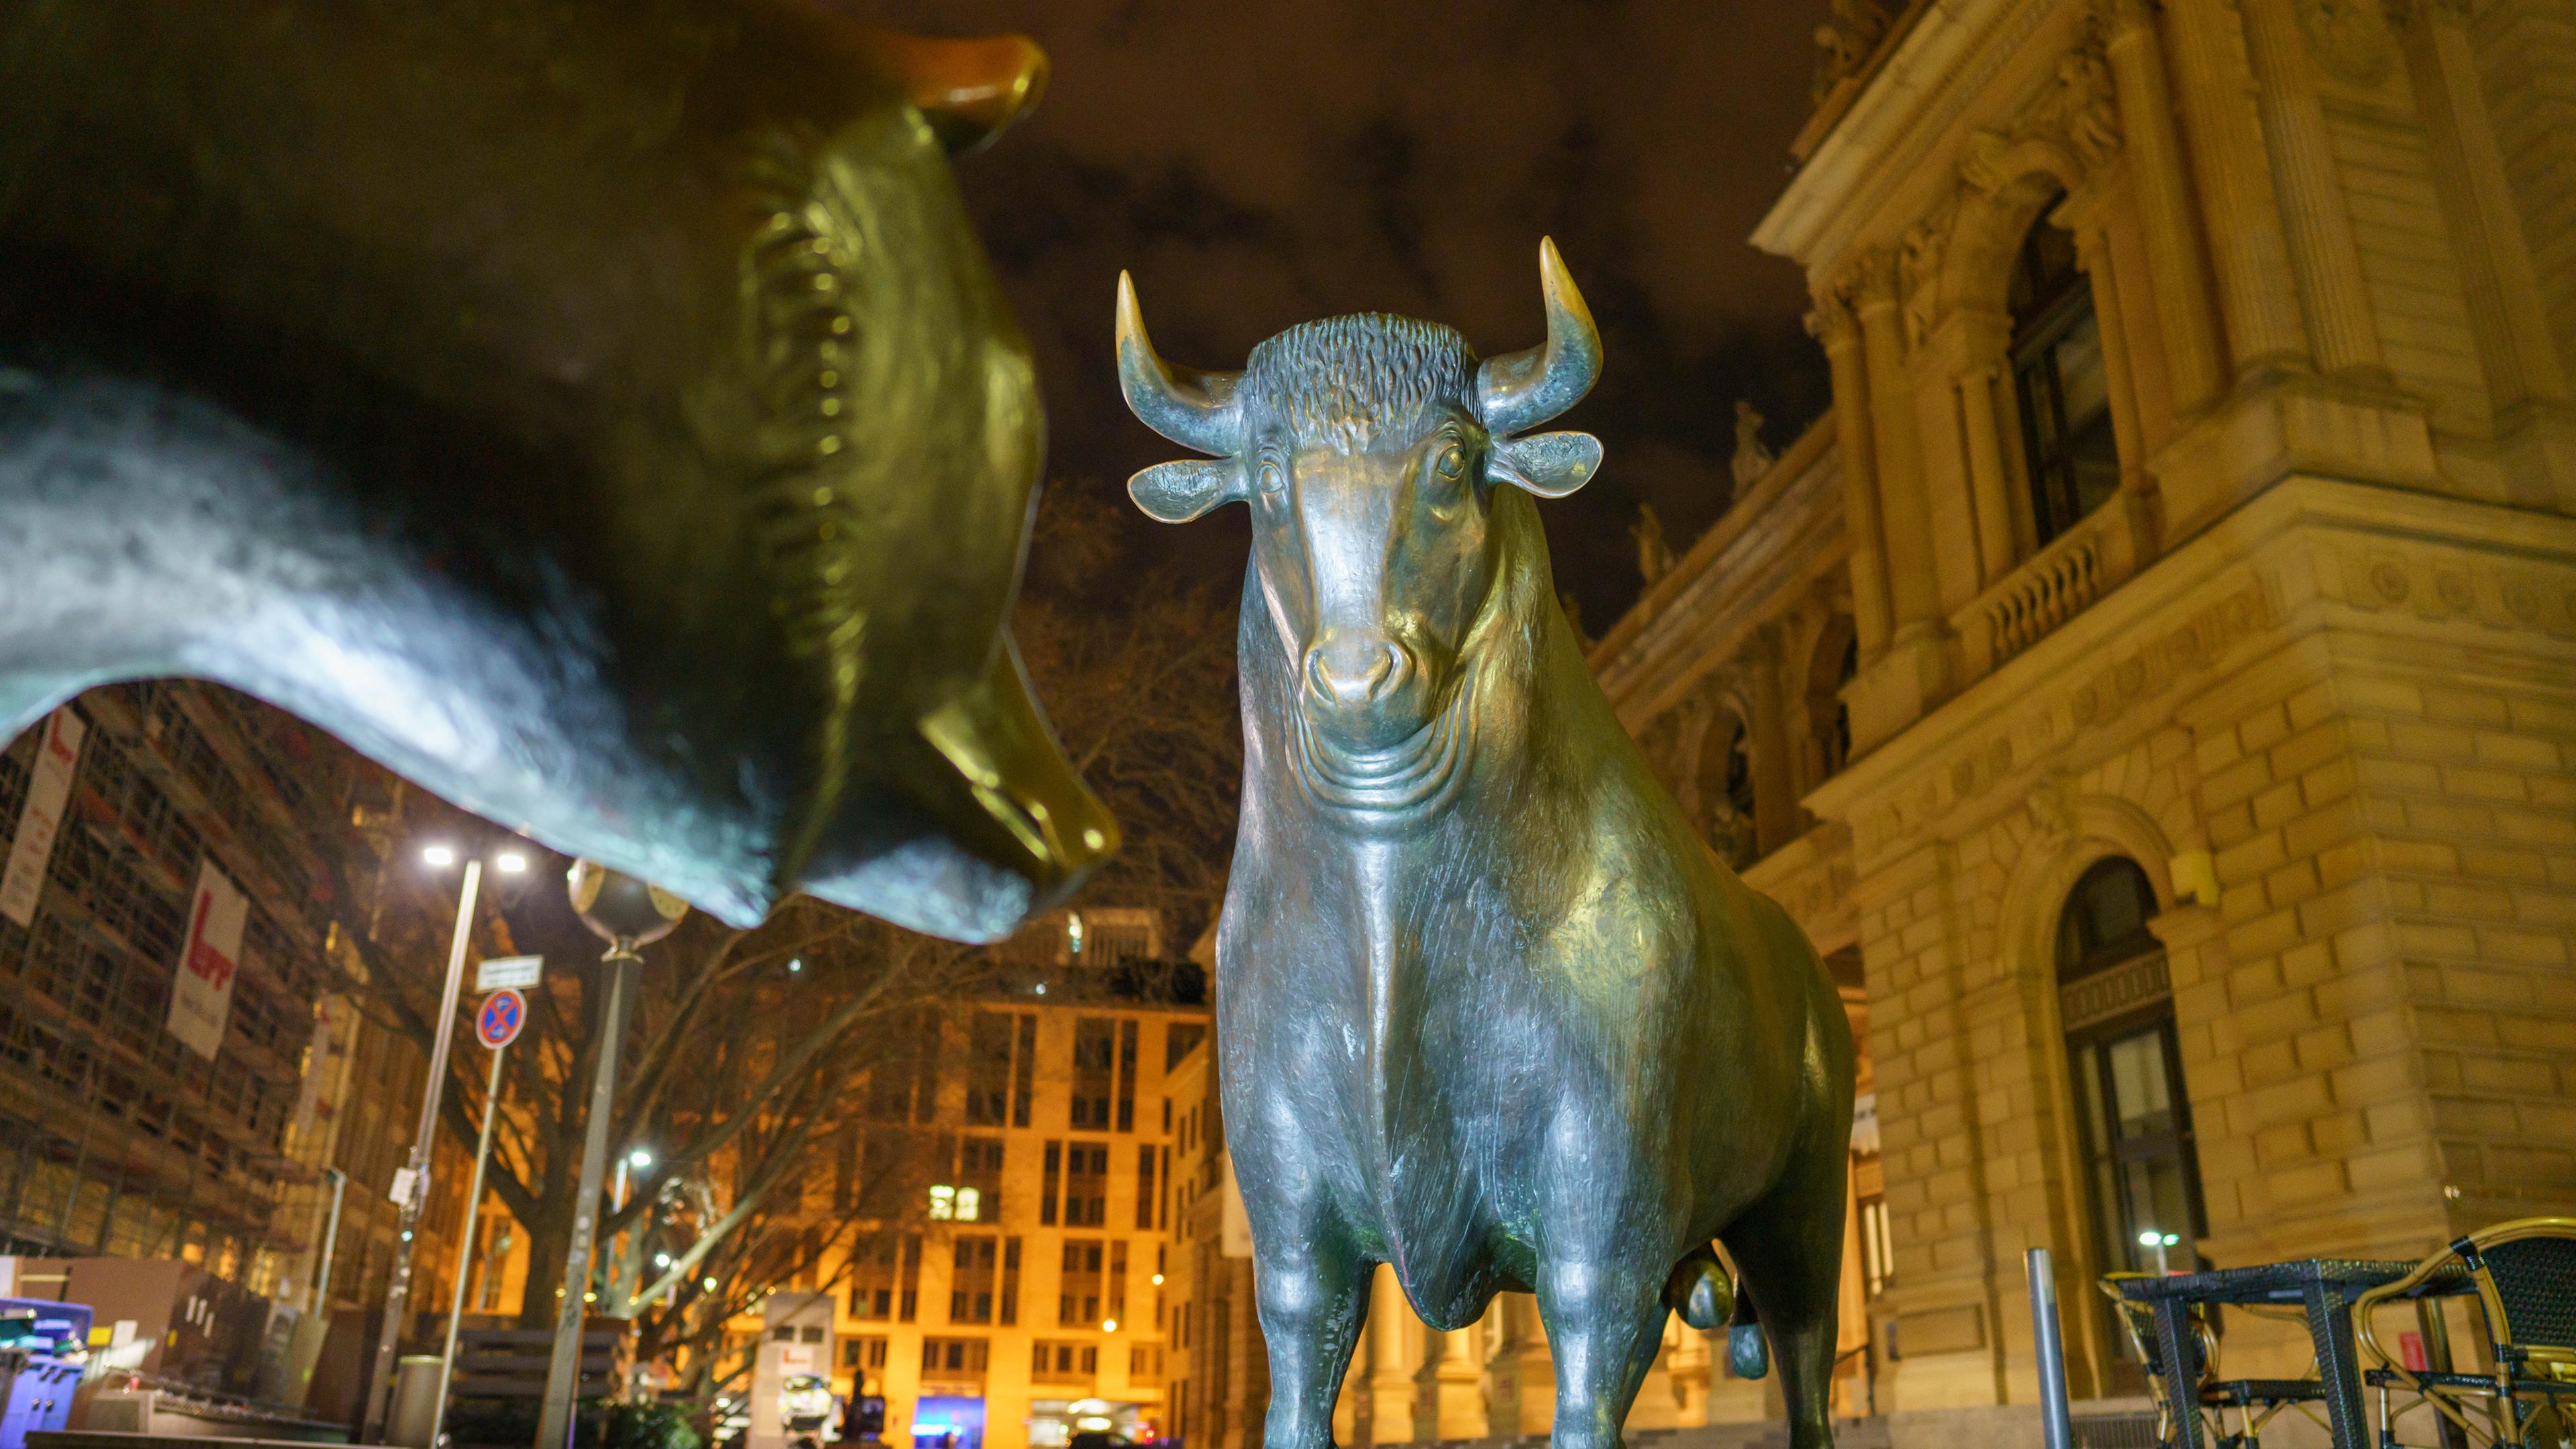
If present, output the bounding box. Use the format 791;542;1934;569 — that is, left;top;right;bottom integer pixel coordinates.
1728;1323;1770;1379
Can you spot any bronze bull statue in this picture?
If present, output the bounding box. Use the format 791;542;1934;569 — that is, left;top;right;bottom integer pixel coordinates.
0;0;1114;940
1118;241;1854;1449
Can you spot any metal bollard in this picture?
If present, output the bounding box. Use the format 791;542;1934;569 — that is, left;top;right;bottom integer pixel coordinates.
2029;1247;2075;1449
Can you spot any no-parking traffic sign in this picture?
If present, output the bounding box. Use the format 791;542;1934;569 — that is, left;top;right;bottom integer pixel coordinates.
474;988;527;1051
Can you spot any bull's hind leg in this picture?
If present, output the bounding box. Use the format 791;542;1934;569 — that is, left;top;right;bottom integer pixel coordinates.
1719;1131;1851;1449
1252;1228;1372;1449
1534;1250;1670;1449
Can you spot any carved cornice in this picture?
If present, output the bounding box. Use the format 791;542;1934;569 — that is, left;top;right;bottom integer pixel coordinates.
1754;0;2061;266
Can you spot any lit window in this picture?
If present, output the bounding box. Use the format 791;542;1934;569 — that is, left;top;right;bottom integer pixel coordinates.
928;1185;955;1221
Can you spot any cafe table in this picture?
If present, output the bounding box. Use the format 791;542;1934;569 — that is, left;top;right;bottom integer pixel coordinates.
2112;1258;2475;1449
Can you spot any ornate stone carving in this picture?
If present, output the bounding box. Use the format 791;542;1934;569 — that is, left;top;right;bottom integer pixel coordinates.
1812;0;1896;105
1731;400;1778;488
2298;0;2396;85
1962;15;2122;195
1900;197;1959;348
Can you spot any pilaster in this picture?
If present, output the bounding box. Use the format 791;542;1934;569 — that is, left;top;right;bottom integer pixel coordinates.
2393;0;2576;512
2235;0;2390;382
1850;249;1956;750
1751;627;1803;855
1814;290;1896;661
2104;0;2226;414
2163;0;2314;377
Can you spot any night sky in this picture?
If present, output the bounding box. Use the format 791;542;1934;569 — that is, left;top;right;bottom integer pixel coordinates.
867;0;1835;628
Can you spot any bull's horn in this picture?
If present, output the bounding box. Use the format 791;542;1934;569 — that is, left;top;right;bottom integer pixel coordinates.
1116;271;1242;456
1476;237;1602;437
861;32;1050;155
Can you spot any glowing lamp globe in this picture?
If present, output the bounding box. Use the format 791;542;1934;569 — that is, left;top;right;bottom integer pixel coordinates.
566;859;688;947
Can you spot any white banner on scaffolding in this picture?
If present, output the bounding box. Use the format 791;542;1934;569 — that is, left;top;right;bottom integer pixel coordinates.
168;859;249;1059
0;708;87;928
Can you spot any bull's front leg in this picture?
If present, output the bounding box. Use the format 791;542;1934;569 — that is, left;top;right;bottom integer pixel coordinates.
1251;1226;1373;1449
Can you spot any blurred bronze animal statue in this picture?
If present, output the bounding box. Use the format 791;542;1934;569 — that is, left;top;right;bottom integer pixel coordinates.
1118;241;1854;1449
0;0;1114;941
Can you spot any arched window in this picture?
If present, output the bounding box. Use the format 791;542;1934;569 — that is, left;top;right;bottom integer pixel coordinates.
2008;209;2119;548
1694;714;1758;870
1830;633;1858;775
2057;859;2206;1292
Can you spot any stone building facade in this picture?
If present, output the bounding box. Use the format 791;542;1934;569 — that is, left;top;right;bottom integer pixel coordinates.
1593;0;2576;1420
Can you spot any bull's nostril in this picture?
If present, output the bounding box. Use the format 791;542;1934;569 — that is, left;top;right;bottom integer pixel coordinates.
1308;636;1405;705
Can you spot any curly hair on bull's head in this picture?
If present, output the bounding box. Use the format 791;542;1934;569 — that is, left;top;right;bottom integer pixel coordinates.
1242;313;1475;451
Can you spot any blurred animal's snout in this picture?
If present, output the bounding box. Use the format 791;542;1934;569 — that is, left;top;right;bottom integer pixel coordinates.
1305;630;1409;710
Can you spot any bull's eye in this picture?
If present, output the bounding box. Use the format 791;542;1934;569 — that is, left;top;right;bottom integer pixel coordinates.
1257;460;1285;495
1434;443;1467;480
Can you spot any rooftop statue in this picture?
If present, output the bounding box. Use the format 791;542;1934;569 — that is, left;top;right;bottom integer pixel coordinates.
1118;242;1855;1449
0;0;1114;940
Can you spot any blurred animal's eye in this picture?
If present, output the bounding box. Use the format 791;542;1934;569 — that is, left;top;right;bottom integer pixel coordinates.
1435;443;1467;479
1258;460;1285;495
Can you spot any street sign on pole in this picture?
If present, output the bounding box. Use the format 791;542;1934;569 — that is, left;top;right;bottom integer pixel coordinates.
475;955;543;992
431;1032;512;1449
475;989;527;1051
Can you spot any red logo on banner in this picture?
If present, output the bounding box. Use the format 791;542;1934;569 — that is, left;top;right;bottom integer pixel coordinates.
182;892;238;991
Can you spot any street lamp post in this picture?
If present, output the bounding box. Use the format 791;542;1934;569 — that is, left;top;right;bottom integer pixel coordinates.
361;843;528;1444
535;862;684;1449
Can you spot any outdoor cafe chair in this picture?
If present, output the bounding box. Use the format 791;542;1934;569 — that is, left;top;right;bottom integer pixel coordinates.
2357;1217;2576;1449
2101;1271;2328;1449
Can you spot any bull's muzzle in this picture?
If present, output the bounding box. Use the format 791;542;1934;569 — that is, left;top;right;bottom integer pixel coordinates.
1302;629;1432;749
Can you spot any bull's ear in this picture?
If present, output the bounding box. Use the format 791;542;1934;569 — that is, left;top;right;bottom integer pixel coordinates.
1128;460;1242;523
1487;432;1603;498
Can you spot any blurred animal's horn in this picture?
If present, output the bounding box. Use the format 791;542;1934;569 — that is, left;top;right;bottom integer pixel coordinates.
1117;272;1242;456
1477;237;1602;437
863;32;1049;154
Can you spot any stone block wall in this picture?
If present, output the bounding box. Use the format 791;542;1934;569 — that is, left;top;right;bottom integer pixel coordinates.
1829;479;2576;1408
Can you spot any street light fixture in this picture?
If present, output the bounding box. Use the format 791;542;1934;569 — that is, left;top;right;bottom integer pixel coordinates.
362;837;543;1442
2137;1228;2181;1275
537;861;686;1449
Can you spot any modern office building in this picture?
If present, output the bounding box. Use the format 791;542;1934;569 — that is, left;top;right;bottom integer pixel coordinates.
818;909;1210;1449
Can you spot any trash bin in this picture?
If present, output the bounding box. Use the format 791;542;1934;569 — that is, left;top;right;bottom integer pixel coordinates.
388;1355;443;1448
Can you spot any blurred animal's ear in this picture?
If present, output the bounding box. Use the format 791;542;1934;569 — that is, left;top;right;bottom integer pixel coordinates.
1128;460;1242;523
864;33;1049;154
1487;432;1603;498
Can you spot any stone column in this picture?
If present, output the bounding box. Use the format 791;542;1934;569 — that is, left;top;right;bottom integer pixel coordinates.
1811;291;1894;659
1430;1328;1486;1440
2396;0;2575;443
2163;0;2313;376
2104;0;2226;414
1851;249;1940;641
2070;223;2151;500
1947;307;2020;585
1749;627;1801;855
1484;1295;1552;1437
2235;0;2389;380
1364;1267;1415;1445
